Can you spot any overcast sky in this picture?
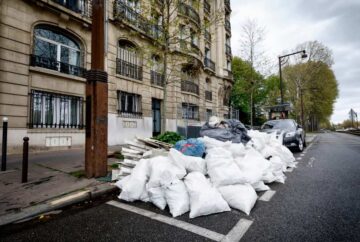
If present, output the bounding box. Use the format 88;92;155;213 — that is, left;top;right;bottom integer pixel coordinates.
230;0;360;124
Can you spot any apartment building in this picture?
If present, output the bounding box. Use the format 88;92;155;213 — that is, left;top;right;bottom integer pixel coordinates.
0;0;233;152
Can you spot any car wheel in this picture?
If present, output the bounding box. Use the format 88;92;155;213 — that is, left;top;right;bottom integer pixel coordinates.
297;137;304;152
303;137;307;147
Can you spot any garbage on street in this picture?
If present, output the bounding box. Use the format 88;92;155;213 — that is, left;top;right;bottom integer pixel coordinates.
114;117;297;218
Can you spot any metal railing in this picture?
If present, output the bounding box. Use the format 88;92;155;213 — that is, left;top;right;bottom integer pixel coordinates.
29;90;84;129
116;58;142;80
205;90;212;101
225;44;232;56
151;70;165;87
204;0;211;15
178;2;200;24
191;42;201;56
30;54;86;77
52;0;92;18
114;0;163;40
181;80;199;95
224;0;231;12
204;57;215;72
205;30;211;42
117;111;143;119
225;19;231;32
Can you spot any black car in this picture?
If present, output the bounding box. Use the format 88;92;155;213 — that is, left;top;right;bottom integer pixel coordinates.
260;119;306;151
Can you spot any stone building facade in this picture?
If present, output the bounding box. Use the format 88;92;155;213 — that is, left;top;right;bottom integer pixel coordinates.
0;0;233;153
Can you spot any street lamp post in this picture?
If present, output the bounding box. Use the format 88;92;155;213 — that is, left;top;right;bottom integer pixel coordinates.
278;50;307;104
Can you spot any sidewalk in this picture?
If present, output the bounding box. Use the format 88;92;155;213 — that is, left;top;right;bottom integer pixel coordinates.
305;133;317;144
0;149;119;226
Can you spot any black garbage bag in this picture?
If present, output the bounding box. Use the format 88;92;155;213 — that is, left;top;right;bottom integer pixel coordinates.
200;119;251;144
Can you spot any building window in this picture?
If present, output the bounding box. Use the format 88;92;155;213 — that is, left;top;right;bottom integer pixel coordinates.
182;103;199;120
52;0;92;17
151;54;165;87
116;40;142;80
117;91;142;118
29;90;83;129
31;25;85;77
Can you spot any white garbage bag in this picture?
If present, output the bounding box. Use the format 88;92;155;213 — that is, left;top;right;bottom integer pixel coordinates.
168;148;206;174
118;159;150;202
269;156;287;184
234;148;270;184
228;143;246;158
147;156;186;188
147;185;167;210
251;181;270;191
165;179;190;217
198;136;232;150
218;184;258;215
206;147;247;186
184;172;230;218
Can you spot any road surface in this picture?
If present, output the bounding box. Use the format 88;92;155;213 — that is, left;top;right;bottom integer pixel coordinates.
1;132;359;242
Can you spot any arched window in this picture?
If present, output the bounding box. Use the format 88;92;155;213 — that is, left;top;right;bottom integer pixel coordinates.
116;40;142;80
31;25;84;77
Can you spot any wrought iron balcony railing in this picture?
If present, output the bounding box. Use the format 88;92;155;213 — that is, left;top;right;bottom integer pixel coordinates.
181;80;199;95
117;111;143;119
224;0;231;12
204;57;215;72
225;19;231;32
151;70;165;87
30;54;86;77
178;2;200;25
204;0;211;15
225;44;232;56
205;30;211;42
114;0;163;40
116;58;143;81
191;42;201;56
205;90;212;101
52;0;92;18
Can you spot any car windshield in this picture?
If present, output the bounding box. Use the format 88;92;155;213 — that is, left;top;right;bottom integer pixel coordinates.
261;120;294;130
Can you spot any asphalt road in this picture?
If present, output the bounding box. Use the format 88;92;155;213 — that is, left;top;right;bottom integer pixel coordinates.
1;132;359;242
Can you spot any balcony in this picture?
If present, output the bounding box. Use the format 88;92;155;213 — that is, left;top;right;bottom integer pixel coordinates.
224;0;231;13
191;42;201;56
205;90;212;101
181;80;199;95
114;0;163;40
151;70;165;87
116;58;142;80
225;44;232;56
225;19;231;32
30;54;86;77
204;57;215;72
52;0;92;18
117;111;143;119
178;2;200;25
205;30;211;42
204;0;211;15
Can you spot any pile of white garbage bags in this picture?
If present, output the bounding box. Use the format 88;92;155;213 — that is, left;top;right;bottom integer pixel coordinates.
116;131;296;218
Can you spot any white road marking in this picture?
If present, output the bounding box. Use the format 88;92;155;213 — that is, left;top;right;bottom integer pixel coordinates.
259;190;276;202
107;200;225;241
300;153;305;157
296;157;302;161
221;219;253;242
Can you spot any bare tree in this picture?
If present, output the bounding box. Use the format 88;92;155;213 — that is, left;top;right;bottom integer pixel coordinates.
238;19;267;126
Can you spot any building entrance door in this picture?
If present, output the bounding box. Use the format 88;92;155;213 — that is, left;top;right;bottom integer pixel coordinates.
152;98;161;136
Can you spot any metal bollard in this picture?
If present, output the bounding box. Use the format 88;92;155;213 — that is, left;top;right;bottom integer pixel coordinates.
1;117;8;171
22;137;29;183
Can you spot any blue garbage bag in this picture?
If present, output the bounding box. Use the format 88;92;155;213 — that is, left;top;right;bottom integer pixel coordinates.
174;138;205;157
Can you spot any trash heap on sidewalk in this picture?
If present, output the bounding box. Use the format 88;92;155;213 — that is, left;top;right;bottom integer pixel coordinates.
114;117;297;218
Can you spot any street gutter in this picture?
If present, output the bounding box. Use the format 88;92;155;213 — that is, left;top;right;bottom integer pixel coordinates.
0;183;118;227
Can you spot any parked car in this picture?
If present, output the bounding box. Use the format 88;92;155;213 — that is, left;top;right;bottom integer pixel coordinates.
260;119;306;151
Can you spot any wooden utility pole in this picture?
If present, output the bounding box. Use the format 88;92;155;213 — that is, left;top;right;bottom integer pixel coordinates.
85;0;108;178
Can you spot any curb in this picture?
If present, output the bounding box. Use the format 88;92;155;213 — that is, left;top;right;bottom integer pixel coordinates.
0;183;119;227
